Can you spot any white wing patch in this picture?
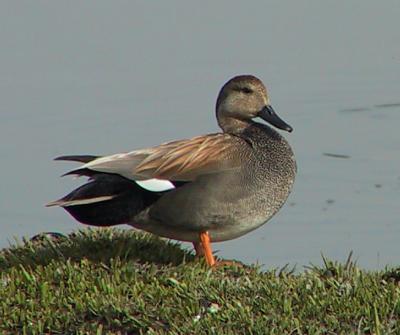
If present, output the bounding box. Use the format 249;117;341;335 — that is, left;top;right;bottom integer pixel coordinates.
135;178;175;192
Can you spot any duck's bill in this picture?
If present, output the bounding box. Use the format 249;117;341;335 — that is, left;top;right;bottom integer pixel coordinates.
258;105;293;132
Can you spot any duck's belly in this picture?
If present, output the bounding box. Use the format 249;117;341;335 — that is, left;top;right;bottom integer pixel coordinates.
132;169;294;243
130;215;268;243
207;215;269;242
131;190;282;243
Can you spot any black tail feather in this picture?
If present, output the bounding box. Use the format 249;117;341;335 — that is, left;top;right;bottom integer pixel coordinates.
52;174;161;227
62;168;100;178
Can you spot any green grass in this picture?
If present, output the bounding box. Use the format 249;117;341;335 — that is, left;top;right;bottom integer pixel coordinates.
0;229;399;334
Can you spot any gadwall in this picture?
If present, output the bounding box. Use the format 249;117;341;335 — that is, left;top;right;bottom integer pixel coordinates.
47;75;296;266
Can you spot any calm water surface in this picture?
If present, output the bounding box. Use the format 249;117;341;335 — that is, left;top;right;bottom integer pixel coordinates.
1;2;399;269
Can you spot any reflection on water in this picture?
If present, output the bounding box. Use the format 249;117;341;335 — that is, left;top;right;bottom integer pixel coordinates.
340;107;371;113
375;103;400;109
341;102;400;113
323;153;351;159
1;2;399;269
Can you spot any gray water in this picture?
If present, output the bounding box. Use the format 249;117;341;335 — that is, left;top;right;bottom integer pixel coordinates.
1;2;399;269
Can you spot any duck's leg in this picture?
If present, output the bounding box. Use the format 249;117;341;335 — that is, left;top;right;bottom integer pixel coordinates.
194;233;242;268
193;241;204;257
199;231;216;266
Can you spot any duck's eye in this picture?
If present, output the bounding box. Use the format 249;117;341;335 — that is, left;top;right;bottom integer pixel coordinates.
241;87;253;94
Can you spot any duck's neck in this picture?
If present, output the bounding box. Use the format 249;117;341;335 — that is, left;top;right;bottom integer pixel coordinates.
217;113;253;134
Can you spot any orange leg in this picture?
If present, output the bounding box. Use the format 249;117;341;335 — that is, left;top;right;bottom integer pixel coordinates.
199;231;216;266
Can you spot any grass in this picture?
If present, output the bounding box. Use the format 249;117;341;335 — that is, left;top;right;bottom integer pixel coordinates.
0;229;399;334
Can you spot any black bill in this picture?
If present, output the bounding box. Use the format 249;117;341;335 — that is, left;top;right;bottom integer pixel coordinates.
258;105;293;132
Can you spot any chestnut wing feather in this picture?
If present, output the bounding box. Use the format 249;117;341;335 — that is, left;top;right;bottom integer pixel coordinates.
78;133;242;181
135;134;239;180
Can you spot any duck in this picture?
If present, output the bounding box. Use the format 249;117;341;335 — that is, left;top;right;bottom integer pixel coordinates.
47;75;296;266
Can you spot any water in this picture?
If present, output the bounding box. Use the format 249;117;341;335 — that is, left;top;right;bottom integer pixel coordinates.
1;2;399;269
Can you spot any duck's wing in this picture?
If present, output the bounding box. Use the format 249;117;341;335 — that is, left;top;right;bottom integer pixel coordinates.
63;133;243;182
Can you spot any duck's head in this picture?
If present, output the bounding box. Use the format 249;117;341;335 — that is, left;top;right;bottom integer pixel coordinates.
216;75;292;133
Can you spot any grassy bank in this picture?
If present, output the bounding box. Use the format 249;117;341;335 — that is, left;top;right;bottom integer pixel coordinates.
0;229;399;334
